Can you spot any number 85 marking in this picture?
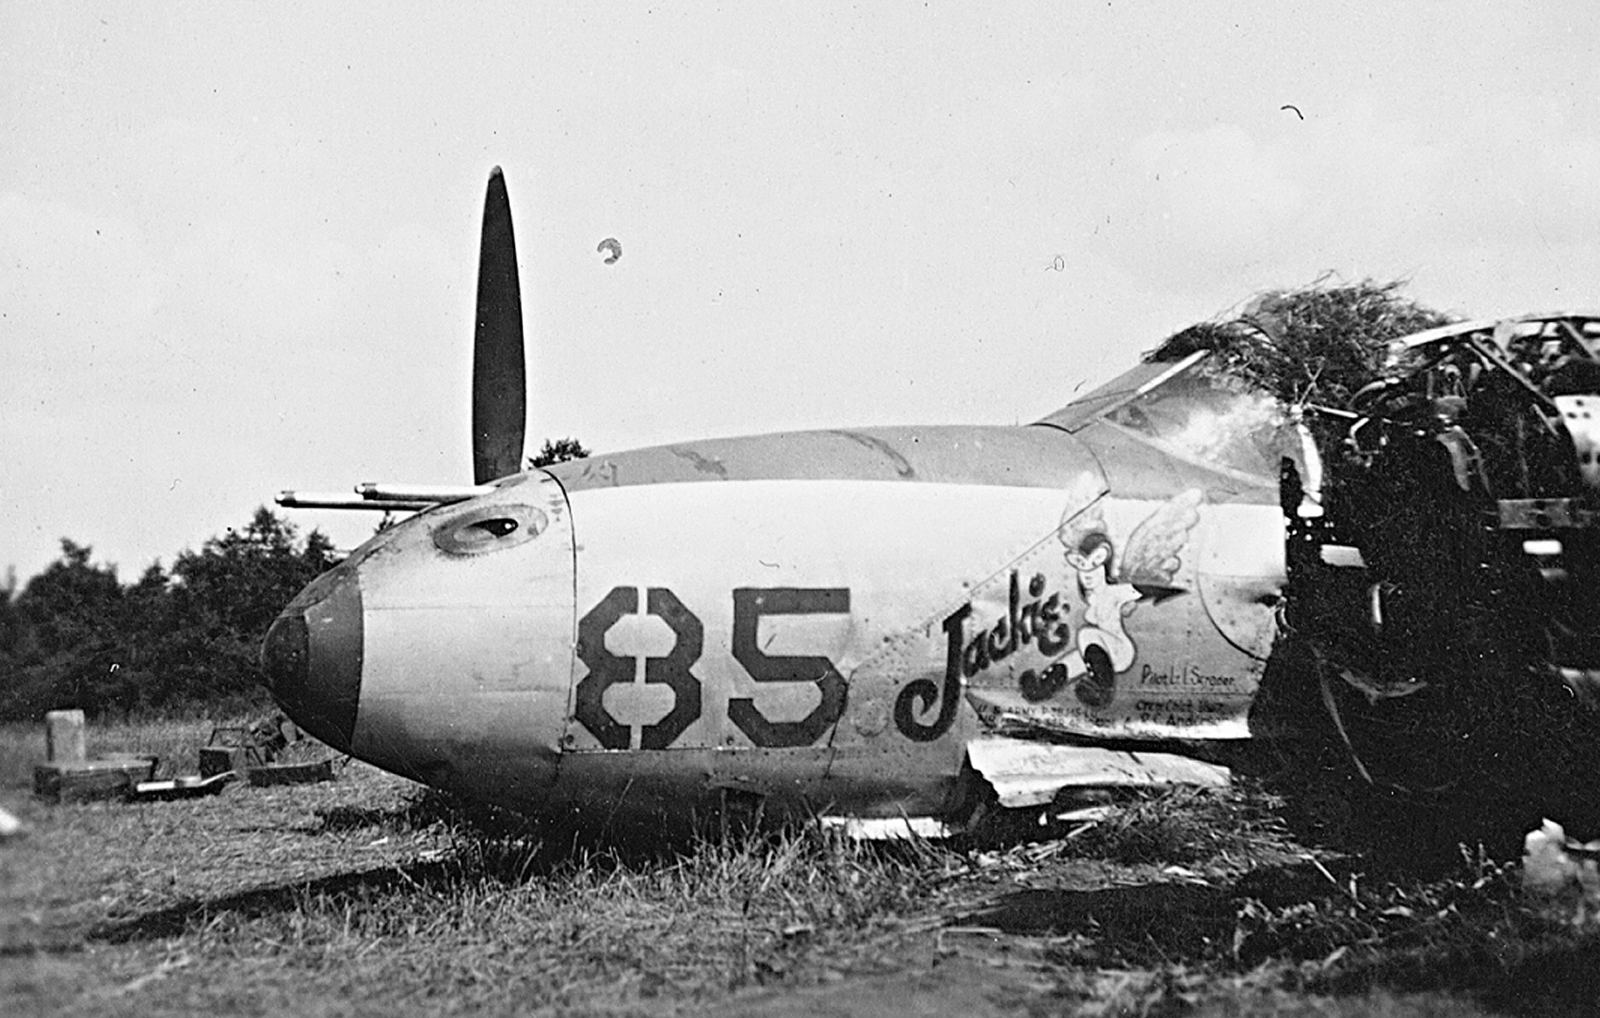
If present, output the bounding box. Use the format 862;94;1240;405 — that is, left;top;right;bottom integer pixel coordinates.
574;586;850;750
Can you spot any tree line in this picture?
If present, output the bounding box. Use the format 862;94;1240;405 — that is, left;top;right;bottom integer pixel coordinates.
0;440;590;722
0;508;338;720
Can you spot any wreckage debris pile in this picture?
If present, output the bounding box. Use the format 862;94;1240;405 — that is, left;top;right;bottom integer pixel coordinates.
1154;279;1600;850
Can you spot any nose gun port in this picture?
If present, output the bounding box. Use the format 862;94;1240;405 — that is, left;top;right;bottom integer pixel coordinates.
261;564;364;754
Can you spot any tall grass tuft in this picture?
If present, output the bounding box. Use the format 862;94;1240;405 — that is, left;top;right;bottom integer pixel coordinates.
0;722;46;789
178;791;962;1009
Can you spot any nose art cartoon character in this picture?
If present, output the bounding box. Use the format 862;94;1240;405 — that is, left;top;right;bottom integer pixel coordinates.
1058;488;1203;708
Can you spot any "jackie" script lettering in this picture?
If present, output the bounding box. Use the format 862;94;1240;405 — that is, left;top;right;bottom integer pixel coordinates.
957;572;1072;677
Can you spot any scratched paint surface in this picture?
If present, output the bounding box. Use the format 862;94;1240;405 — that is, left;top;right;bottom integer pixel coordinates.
562;479;1091;754
561;477;1282;757
958;496;1281;740
548;425;1105;494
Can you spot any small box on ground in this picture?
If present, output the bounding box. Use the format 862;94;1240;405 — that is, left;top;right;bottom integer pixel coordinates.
34;756;157;804
199;745;249;779
245;759;336;786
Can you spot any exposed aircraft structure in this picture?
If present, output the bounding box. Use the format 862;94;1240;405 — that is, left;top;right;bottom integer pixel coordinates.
1271;313;1600;814
262;169;1600;838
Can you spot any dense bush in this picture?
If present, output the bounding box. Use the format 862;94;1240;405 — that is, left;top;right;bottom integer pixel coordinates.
0;508;336;720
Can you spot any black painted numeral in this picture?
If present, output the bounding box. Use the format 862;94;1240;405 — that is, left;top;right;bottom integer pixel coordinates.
574;586;703;750
574;586;637;750
641;588;703;750
727;588;850;748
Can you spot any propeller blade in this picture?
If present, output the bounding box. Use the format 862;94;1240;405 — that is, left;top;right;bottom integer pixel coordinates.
472;166;527;484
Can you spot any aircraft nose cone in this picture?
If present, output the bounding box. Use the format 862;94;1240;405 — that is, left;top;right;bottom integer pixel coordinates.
261;564;363;753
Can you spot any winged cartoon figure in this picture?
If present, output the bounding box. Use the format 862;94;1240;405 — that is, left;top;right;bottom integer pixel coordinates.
1057;488;1204;707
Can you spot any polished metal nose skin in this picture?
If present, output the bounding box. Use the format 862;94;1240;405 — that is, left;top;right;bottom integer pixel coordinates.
261;564;363;753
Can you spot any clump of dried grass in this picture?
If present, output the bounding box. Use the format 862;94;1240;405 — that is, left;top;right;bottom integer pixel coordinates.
165;802;959;1011
1237;847;1600;1016
1020;826;1600;1015
1061;785;1290;868
0;722;46;789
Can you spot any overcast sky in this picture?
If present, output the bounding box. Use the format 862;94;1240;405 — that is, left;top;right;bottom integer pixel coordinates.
4;1;1598;583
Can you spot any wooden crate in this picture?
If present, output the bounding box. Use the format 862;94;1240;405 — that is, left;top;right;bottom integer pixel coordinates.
34;757;157;804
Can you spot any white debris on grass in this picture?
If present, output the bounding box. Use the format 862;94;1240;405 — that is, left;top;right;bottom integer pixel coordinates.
0;804;25;841
1522;818;1600;924
817;815;955;840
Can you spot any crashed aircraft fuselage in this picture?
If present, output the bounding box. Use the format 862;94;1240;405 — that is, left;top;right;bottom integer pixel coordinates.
263;351;1287;829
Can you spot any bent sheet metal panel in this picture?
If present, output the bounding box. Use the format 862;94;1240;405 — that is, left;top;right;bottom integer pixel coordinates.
350;474;575;803
966;737;1230;808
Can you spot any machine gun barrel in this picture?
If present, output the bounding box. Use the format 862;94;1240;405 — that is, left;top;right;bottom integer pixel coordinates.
275;491;436;512
354;482;495;503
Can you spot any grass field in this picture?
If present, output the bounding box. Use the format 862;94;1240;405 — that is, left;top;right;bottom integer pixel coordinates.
3;719;1600;1017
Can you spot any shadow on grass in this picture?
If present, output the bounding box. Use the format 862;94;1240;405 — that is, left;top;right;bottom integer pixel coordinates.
85;830;651;946
958;857;1361;961
1320;936;1600;1018
89;792;942;948
960;856;1600;1018
88;859;463;944
961;882;1234;965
